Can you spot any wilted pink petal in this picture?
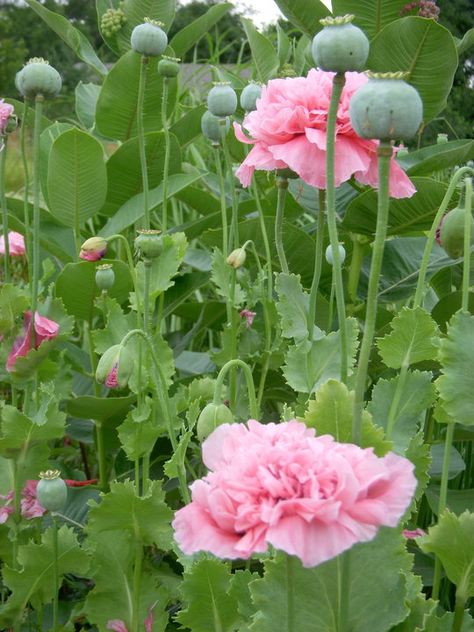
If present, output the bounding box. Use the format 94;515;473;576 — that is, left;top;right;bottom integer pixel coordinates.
0;491;14;524
34;312;59;345
234;69;416;199
6;311;59;372
0;232;25;256
105;364;119;388
403;528;426;539
0;99;14;134
240;309;256;328
21;480;47;519
173;420;417;567
106;621;128;632
144;606;154;632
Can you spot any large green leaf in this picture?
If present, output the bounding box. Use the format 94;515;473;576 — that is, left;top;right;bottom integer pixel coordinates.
376;307;439;368
331;0;408;39
136;232;188;300
241;18;279;82
40;122;74;209
101;131;181;217
65;395;135;423
95;51;177;141
457;27;474;56
437;311;474;426
397;140;474;177
47;128;107;228
249;529;411;632
368;17;458;122
75;81;101;130
170;3;232;58
272;0;330;37
425;486;474;517
275;273;313;342
342;178;450;236
170;104;207;147
23;0;107;75
419;511;474;599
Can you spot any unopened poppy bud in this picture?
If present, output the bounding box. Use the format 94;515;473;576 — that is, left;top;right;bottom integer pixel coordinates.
226;247;246;269
135;229;162;259
240;82;262;112
17;58;62;99
80;236;107;262
312;15;369;73
95;263;115;292
196;402;234;441
325;243;346;265
207;82;238;118
37;470;67;512
439;206;474;259
158;56;181;78
201;110;230;145
96;344;133;389
131;19;168;57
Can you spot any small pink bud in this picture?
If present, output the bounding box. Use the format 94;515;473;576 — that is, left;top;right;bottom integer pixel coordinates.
239;309;256;328
0;231;25;256
80;236;107;262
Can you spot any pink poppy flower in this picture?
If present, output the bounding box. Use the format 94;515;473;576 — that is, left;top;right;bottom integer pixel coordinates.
0;491;14;524
0;232;26;256
234;69;416;199
6;311;59;372
173;419;417;567
21;480;47;519
240;309;256;328
0;100;14;134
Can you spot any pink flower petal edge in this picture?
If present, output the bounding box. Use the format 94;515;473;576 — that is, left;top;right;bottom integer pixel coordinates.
6;311;60;372
173;420;417;568
0;231;25;256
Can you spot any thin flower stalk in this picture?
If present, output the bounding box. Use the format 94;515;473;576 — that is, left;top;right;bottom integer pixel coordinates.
1;135;10;282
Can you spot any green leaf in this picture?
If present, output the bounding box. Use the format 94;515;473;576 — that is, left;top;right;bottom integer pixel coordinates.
421;609;474;631
368;371;436;453
331;0;408;39
436;311;474;426
456;28;474;56
210;248;246;308
425;486;474;517
397;140;474;177
430;444;466;481
170;3;232;58
101;131;181;216
65;395;135;423
55;259;132;321
241;18;279;82
0;285;29;336
283;319;359;394
95;51;176;141
303;380;391;456
136;232;188;300
342;178;450;236
249;529;411;632
75;81;101;130
23;0;107;76
40;122;75;209
432;292;474;331
272;0;329;37
0;526;89;627
115;0;176;53
419;510;474;599
87;480;173;547
100;173;202;237
276;22;291;66
367;17;458;122
377;307;439;368
164;430;192;479
176;559;239;632
47;128;107;228
118;411;161;461
170;105;207;147
275;273;318;342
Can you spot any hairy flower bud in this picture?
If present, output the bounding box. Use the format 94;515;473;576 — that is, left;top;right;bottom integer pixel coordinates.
131;19;168;57
439;206;474;259
226;247;246;269
80;236;107;262
96;344;134;389
196;402;234;441
37;470;67;512
207;82;238;118
17;58;62;99
312;15;369;73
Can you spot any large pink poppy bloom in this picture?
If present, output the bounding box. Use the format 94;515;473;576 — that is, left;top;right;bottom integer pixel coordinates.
6;311;59;372
0;231;25;256
173;420;416;568
234;69;416;199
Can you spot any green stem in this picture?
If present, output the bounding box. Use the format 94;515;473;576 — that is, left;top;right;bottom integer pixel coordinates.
52;516;59;632
220;118;239;249
213;358;258;419
308;190;326;340
432;421;455;600
462;178;472;312
31;96;43;324
20;99;32;282
275;177;289;274
347;235;365;307
414;166;474;308
228;270;238;413
131;539;143;632
325;74;347;383
1;135;10;282
215;147;229;258
161;77;170;233
144;262;151;334
452;593;466;632
352;143;392;445
137;56;150;229
252;178;273;300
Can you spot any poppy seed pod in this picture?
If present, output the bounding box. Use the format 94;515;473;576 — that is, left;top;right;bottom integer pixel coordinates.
135;229;162;259
196;402;234;441
312;15;369;73
325;243;346;265
158;55;181;78
207;82;238;118
201;110;230;145
95;263;115;292
37;470;68;512
240;82;262;113
17;58;62;99
349;72;423;141
131;18;168;57
439;206;474;260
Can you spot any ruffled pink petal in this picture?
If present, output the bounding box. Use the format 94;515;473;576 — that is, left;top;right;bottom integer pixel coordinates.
233;121;255;145
235;142;287;187
354;149;417;199
34;312;59;344
269;136;327;189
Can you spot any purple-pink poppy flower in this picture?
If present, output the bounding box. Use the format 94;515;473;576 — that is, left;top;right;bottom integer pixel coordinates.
0;232;25;256
6;311;59;372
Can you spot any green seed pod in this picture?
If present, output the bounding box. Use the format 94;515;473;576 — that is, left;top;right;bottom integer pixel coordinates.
95;263;115;292
17;58;62;99
158;55;181;78
37;470;68;512
349;72;423;141
131;19;168;57
207;82;238;118
226;247;246;269
201;110;230;144
312;15;369;73
325;243;346;265
15;68;24;95
439;206;474;259
240;82;262;113
196;402;234;441
135;229;163;259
